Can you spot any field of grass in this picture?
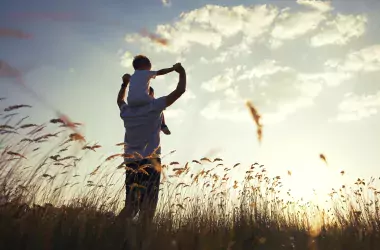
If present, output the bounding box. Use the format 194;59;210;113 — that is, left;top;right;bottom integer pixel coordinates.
1;102;380;250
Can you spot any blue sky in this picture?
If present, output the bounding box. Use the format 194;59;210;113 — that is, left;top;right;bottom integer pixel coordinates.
1;0;380;201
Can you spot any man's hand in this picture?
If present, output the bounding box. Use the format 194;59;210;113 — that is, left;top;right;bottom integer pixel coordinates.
173;63;181;71
174;63;184;74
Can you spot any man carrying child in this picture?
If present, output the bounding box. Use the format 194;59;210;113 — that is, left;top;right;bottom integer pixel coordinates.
117;55;186;222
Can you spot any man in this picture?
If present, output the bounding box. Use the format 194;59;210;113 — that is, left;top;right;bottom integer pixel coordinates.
117;63;186;222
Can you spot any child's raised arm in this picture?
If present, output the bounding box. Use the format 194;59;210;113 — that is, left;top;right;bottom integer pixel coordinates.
156;63;181;76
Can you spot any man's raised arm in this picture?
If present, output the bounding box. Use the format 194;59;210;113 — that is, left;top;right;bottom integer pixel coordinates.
117;74;130;108
165;65;186;108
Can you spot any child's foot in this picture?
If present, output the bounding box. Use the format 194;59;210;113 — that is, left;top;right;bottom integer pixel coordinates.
161;125;171;135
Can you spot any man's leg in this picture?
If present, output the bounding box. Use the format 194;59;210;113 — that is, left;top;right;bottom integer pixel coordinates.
120;161;140;219
139;158;162;223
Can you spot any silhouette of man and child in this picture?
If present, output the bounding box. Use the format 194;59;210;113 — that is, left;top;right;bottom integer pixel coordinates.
117;55;186;222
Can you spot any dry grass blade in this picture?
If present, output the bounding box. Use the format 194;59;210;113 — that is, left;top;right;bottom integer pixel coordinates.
233;163;241;168
50;155;60;161
320;154;328;165
69;133;85;142
7;151;27;159
60;139;72;147
34;133;60;142
106;154;123;161
151;158;162;173
50;118;64;124
115;142;125;146
173;167;186;176
3;113;18;119
125;166;137;173
27;125;45;135
200;157;212;162
213;158;223;162
58;147;69;153
60;156;76;161
140;29;169;46
0;130;18;135
82;143;102;152
170;161;180;165
176;204;185;210
129;183;146;190
175;183;186;189
0;28;33;39
246;101;263;143
90;165;101;176
116;162;125;169
192;160;201;165
58;114;82;128
0;124;14;130
19;124;38;129
15;116;29;127
4;105;32;112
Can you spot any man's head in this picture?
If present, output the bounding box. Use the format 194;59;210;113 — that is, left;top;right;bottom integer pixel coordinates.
132;55;152;70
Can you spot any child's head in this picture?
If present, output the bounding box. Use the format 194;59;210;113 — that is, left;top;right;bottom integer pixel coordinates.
149;86;154;97
133;55;152;70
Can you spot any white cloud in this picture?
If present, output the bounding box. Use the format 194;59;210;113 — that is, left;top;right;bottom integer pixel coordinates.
297;71;352;87
125;4;278;54
203;40;253;64
181;4;278;40
201;65;245;92
332;91;380;122
201;68;326;125
238;60;292;80
165;108;185;118
310;14;367;47
162;0;171;7
180;89;196;103
270;2;330;42
325;45;380;73
120;51;133;69
164;108;186;124
296;0;333;13
200;100;250;122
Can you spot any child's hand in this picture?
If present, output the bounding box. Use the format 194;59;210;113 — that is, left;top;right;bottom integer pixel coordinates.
173;63;181;70
122;73;131;83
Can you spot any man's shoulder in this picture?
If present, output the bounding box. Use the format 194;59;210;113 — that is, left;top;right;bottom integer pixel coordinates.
120;97;167;118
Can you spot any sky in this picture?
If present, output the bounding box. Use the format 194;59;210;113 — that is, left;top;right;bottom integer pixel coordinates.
1;0;380;202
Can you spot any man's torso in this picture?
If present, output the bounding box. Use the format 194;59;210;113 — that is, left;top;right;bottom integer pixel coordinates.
120;97;166;162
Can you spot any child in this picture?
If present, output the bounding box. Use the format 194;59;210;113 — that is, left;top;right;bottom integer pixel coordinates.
149;86;171;135
127;54;180;107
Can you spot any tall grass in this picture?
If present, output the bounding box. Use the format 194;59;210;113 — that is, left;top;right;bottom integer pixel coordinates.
1;102;380;249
